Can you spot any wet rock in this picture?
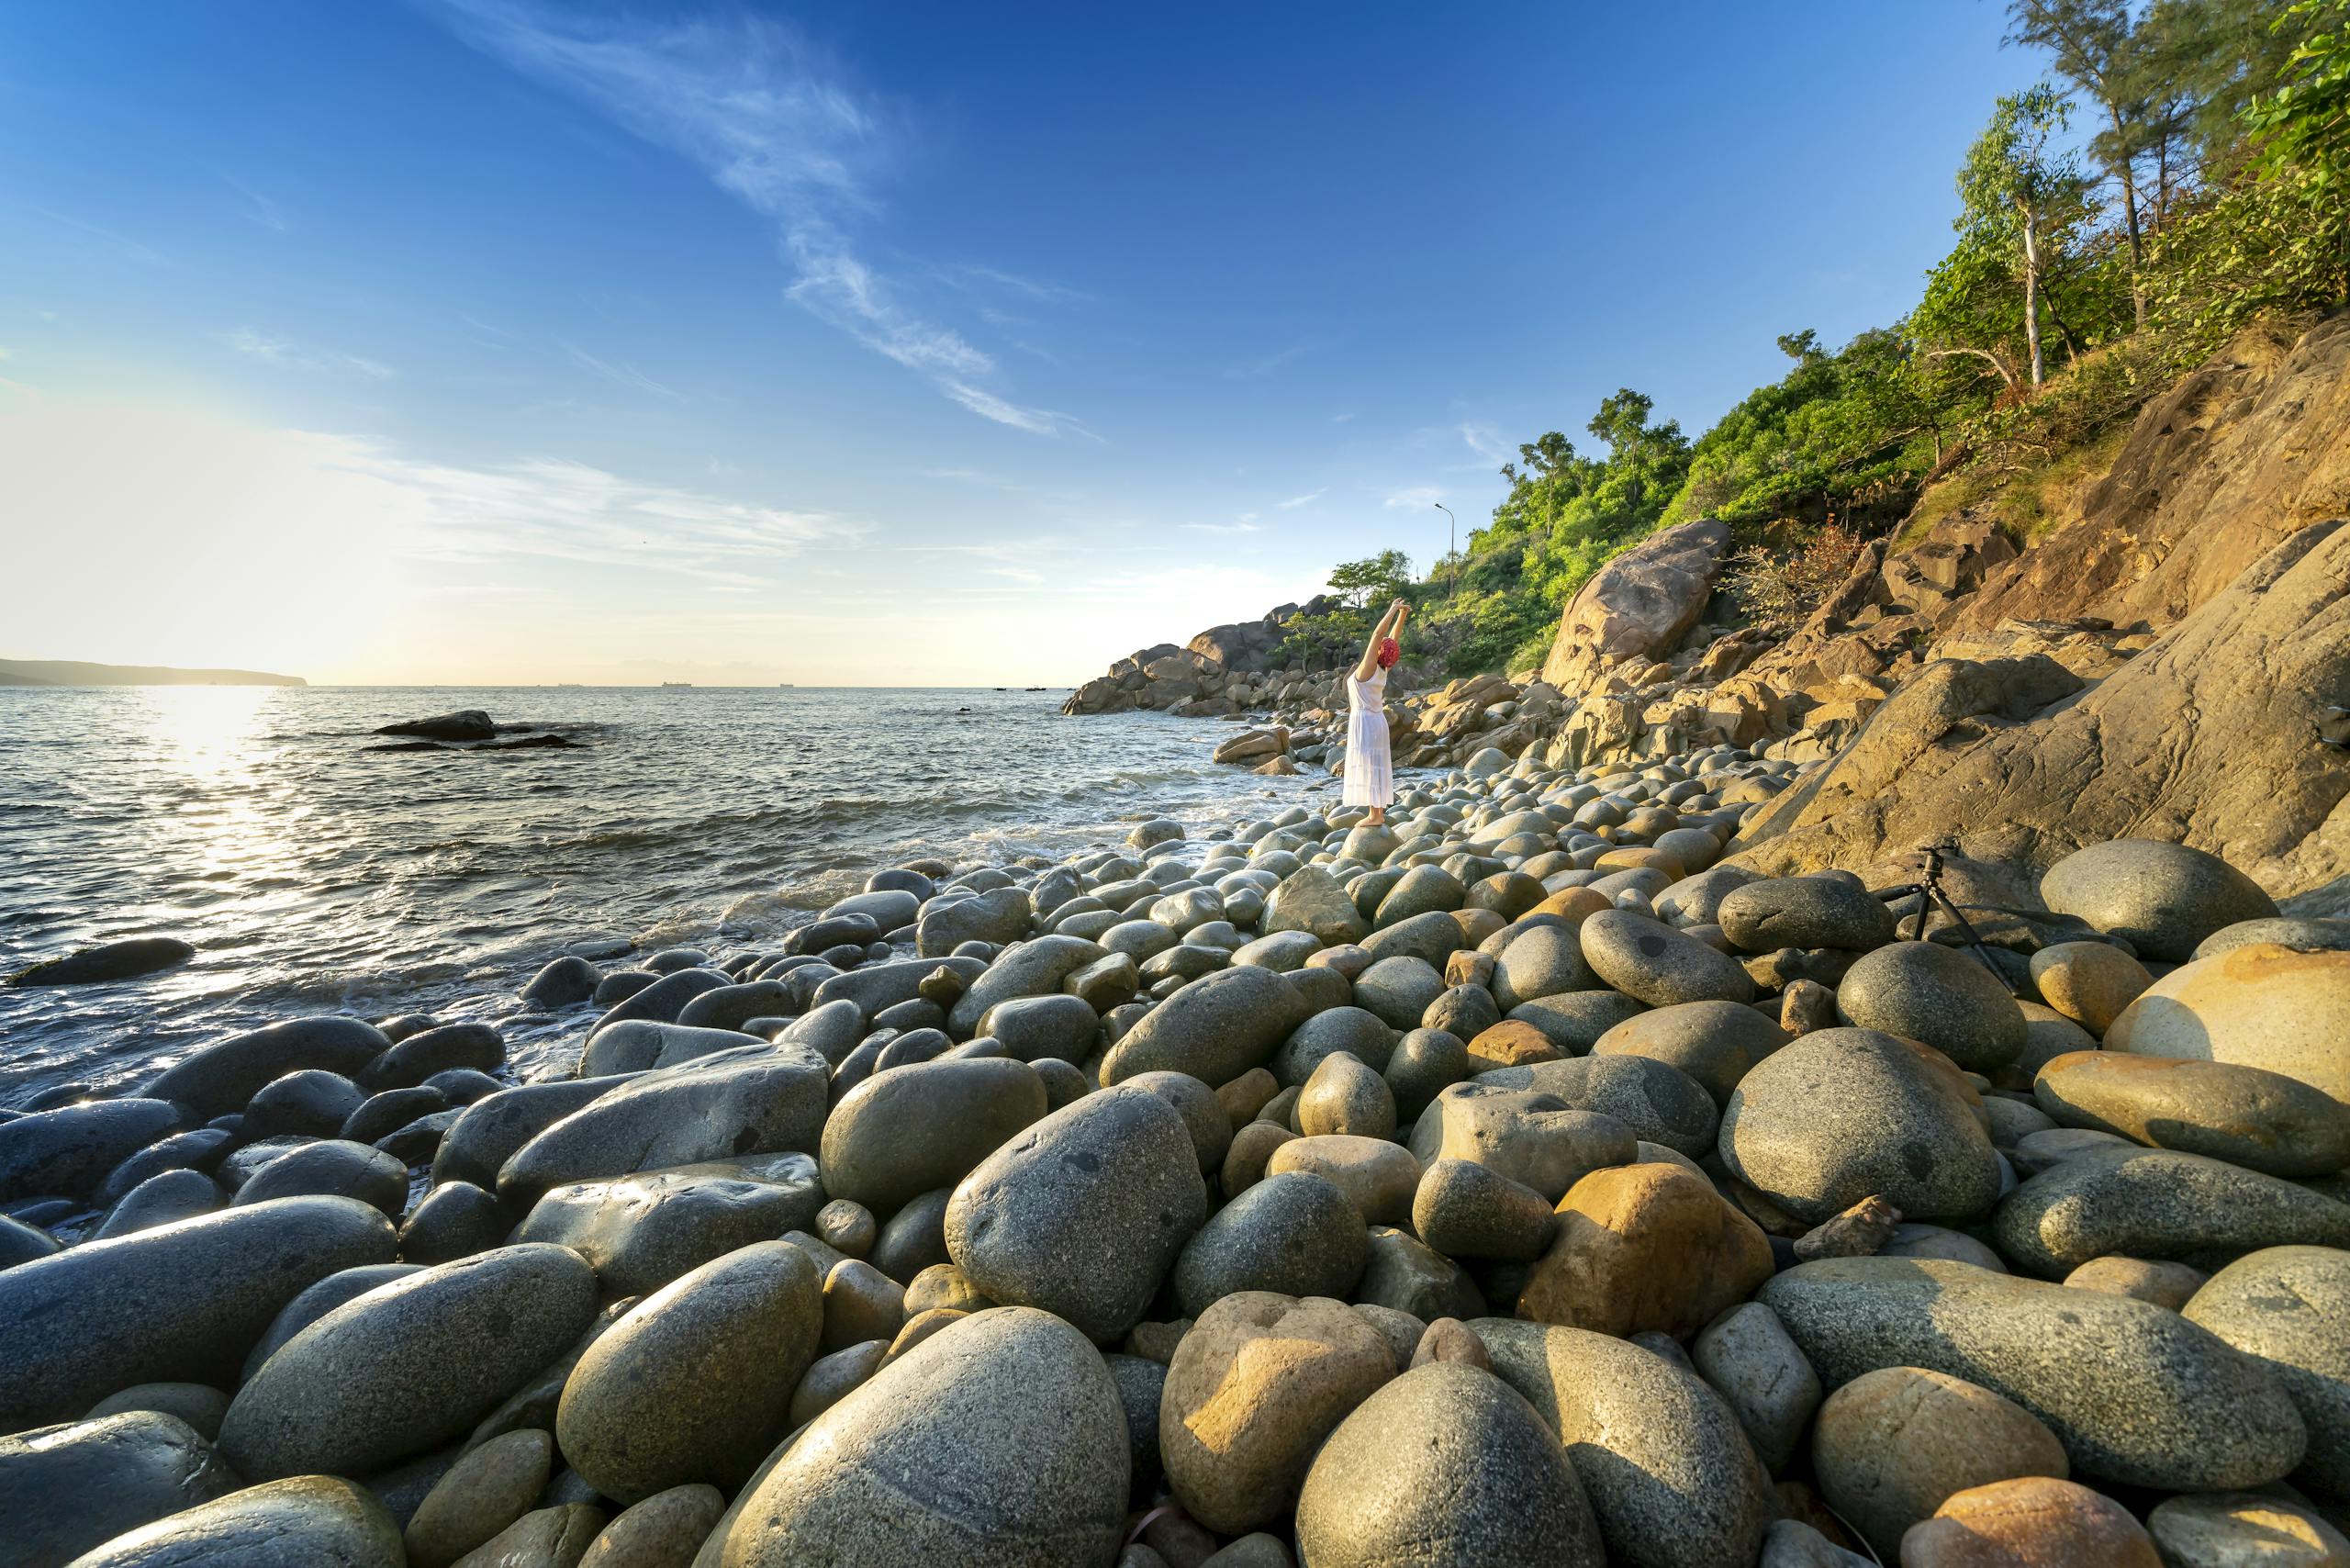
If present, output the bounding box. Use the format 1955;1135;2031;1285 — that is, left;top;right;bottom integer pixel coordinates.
85;1382;230;1440
945;1084;1206;1341
399;1181;507;1264
1472;1317;1774;1568
514;1157;823;1295
343;1087;453;1148
716;1307;1128;1567
0;1409;237;1567
558;1240;822;1503
498;1046;826;1197
219;1243;600;1480
244;1070;368;1139
1994;1146;2350;1276
1160;1292;1397;1534
235;1137;408;1216
1172;1170;1366;1316
2183;1246;2350;1501
432;1077;637;1190
450;1504;606;1568
1720;1027;2002;1225
2040;839;2278;962
1293;1362;1604;1568
61;1474;403;1568
364;1023;505;1091
821;1058;1046;1217
404;1428;554;1568
522;956;601;1010
95;1167;224;1238
1835;941;2025;1074
576;1484;724;1568
1518;1160;1773;1338
0;1097;185;1204
0;1195;396;1428
143;1016;391;1117
946;936;1107;1037
1761;1255;2308;1489
917;885;1031;958
1810;1365;2071;1558
4;935;195;988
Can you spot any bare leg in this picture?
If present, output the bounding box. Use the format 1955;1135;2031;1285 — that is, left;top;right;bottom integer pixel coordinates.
1366;807;1386;825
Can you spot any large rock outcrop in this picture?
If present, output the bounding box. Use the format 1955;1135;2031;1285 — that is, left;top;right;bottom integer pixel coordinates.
1729;521;2350;912
1540;519;1732;695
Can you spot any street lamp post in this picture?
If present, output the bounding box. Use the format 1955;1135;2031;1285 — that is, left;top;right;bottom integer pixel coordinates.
1433;502;1456;599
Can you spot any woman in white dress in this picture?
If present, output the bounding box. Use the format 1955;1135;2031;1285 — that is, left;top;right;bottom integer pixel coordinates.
1342;598;1408;824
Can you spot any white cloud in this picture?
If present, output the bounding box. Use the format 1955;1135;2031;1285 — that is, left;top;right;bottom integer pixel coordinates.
1383;486;1445;509
1182;520;1260;535
1276;488;1325;510
432;0;1077;436
563;342;681;398
220;174;287;232
1458;421;1511;464
221;328;393;380
1224;342;1315;380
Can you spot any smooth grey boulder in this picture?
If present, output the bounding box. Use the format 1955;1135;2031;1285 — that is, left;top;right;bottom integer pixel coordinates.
715;1307;1128;1567
1593;1001;1787;1109
0;1097;184;1203
1294;1361;1603;1568
521;955;599;1010
976;993;1102;1062
1506;991;1651;1054
1412;1084;1637;1202
95;1168;224;1239
0;1213;59;1270
557;1240;823;1504
1761;1255;2308;1490
580;1021;761;1078
946;937;1106;1038
1099;965;1312;1088
917;886;1031;957
2041;838;2279;962
498;1045;826;1197
1476;1055;1718;1157
143;1017;391;1117
1691;1301;1821;1473
587;968;732;1038
1719;1027;2003;1225
242;1071;368;1140
1472;1318;1774;1568
1412;1158;1556;1261
0;1409;237;1568
2194;916;2350;959
360;1022;503;1090
1835;941;2025;1074
675;980;793;1034
1172;1171;1367;1316
1717;876;1897;955
396;1179;504;1264
1357;1226;1484;1322
1578;909;1755;1007
94;1127;234;1207
1491;925;1599;1013
515;1154;824;1295
0;1195;395;1429
341;1087;452;1148
2183;1246;2350;1501
814;956;988;1023
820;1058;1047;1217
1349;956;1447;1032
1356;910;1472;971
1265;866;1371;946
945;1086;1207;1341
1121;1070;1237;1174
218;1243;600;1480
826;887;921;929
1994;1146;2350;1277
233;1138;408;1217
1272;1007;1398;1086
59;1474;403;1568
3;935;194;988
244;1264;423;1383
431;1075;637;1189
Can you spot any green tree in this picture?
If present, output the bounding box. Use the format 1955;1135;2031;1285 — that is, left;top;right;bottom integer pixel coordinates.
2008;0;2152;325
1326;550;1414;610
1953;84;2089;385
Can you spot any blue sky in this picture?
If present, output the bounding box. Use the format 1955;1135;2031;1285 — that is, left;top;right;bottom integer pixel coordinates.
2;2;2029;685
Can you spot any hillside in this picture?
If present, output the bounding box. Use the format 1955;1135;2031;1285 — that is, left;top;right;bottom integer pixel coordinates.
0;659;308;688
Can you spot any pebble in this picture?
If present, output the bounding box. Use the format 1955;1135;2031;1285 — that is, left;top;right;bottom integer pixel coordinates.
1098;964;1311;1086
1690;1301;1821;1473
2027;940;2153;1036
576;1484;725;1568
1411;1158;1555;1261
2063;1254;2208;1307
1592;1000;1785;1108
718;1307;1128;1566
1160;1291;1398;1534
1263;1134;1419;1226
1293;1362;1605;1567
1809;1364;2071;1558
557;1240;822;1502
1717;875;1897;954
1296;1051;1396;1138
498;1046;828;1197
818;1057;1047;1216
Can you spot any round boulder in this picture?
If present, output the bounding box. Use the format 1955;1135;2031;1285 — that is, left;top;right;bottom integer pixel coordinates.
2040;839;2278;962
1811;1365;2071;1559
1834;941;2025;1074
1171;1171;1367;1316
820;1058;1047;1217
2107;944;2350;1111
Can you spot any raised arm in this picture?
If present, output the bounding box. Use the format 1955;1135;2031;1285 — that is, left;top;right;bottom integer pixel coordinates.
1353;599;1408;682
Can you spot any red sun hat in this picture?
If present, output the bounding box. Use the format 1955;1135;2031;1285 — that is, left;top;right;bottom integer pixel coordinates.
1376;637;1401;669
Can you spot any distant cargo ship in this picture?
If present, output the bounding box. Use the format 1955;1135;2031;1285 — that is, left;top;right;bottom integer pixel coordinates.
660;681;693;688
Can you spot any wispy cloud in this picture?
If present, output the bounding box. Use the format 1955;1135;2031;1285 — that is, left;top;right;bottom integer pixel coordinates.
1330;411;1357;425
939;263;1091;304
1458;421;1511;465
431;0;1080;436
563;341;681;398
221;328;394;380
1276;488;1326;510
219;174;287;232
1224;342;1316;380
24;207;168;266
1383;486;1445;509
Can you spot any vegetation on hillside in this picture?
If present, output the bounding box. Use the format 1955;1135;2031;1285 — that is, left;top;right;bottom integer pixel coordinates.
1283;0;2349;680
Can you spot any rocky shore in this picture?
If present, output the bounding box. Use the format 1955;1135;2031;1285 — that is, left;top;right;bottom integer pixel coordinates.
4;722;2350;1566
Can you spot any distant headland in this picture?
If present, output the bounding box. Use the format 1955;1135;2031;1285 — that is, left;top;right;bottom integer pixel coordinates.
0;658;308;688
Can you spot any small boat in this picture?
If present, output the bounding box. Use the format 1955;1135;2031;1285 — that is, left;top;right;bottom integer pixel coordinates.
777;683;796;688
660;681;694;689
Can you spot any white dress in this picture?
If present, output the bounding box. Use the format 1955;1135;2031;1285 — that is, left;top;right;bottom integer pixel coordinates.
1342;666;1393;809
